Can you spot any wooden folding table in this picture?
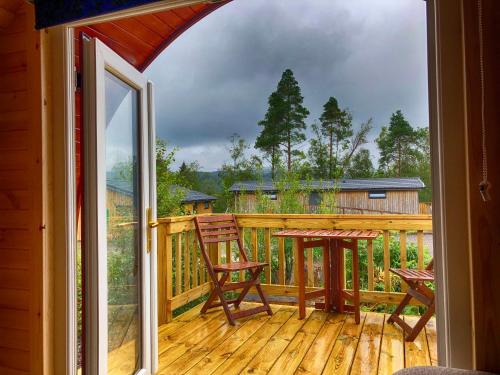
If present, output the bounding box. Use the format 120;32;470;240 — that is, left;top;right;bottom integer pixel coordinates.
273;229;379;323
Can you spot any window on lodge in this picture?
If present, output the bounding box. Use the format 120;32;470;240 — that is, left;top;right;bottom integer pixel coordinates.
369;191;387;199
309;191;322;206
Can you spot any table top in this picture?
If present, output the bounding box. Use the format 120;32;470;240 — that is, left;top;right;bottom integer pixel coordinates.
273;229;379;240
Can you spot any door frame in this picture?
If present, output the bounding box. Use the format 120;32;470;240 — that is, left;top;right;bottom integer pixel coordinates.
45;1;474;374
82;37;153;375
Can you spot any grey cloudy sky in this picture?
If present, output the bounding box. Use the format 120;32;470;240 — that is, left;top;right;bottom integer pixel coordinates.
145;0;428;171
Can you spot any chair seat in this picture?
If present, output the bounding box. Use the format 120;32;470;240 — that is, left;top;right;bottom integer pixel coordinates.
214;261;268;272
390;268;434;282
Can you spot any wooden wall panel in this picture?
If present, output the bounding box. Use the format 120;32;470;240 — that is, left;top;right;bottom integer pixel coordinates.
0;2;42;374
463;0;500;372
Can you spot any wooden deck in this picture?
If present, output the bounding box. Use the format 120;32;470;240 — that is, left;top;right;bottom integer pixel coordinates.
157;303;437;375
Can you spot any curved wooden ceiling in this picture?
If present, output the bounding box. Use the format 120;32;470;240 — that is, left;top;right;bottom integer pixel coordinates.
76;1;231;72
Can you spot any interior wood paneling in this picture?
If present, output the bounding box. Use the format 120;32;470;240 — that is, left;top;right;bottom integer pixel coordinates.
0;2;42;374
463;0;500;371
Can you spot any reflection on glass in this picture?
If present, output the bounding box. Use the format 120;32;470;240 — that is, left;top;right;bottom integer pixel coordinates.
105;71;141;375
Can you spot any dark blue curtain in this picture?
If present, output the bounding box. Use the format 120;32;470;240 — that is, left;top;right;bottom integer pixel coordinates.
34;0;162;29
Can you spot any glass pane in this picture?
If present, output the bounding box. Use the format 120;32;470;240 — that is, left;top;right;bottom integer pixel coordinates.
104;71;141;375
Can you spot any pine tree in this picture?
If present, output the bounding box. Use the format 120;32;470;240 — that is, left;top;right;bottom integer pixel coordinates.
319;97;353;178
345;149;375;178
376;110;418;177
256;69;309;173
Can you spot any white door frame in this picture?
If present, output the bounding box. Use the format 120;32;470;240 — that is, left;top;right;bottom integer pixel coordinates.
46;1;474;374
82;37;153;374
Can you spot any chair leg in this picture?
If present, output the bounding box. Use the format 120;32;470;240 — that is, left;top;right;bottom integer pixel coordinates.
405;303;435;342
388;293;412;324
201;273;229;313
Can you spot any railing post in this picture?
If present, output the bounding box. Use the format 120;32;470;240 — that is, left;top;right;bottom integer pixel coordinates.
383;230;391;292
165;232;173;322
400;230;407;293
278;236;285;285
367;238;374;291
417;230;424;269
264;228;271;283
157;224;166;325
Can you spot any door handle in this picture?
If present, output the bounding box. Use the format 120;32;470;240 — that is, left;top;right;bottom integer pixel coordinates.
147;208;158;253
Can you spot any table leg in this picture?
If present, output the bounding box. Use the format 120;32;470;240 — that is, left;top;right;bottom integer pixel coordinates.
330;239;339;312
297;237;306;319
338;241;345;314
323;239;331;312
353;240;360;324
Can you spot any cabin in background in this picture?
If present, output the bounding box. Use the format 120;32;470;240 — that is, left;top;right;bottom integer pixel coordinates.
169;185;216;214
230;177;425;214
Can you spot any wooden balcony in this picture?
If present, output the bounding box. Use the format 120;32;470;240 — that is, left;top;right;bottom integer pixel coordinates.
155;213;435;373
157;302;437;375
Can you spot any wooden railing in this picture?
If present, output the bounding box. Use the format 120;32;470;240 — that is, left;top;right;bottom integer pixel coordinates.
156;214;433;324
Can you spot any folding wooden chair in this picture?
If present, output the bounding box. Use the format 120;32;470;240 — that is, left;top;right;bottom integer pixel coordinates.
194;214;273;325
387;259;435;342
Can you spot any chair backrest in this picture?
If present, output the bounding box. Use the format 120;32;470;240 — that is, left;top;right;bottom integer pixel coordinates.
426;258;434;271
194;214;249;268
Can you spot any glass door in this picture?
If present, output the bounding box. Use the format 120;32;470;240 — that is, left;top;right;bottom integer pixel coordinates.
83;37;157;375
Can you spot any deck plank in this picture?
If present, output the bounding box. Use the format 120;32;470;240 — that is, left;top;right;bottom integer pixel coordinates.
295;313;346;374
158;309;224;357
404;315;431;368
241;309;313;375
158;310;228;368
426;318;438;366
159;310;271;374
211;307;296;375
322;313;367;374
156;304;436;375
185;307;285;375
378;314;405;375
267;310;328;375
350;312;384;375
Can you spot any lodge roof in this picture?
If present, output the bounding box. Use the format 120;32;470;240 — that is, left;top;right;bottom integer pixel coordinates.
229;177;425;193
107;172;216;203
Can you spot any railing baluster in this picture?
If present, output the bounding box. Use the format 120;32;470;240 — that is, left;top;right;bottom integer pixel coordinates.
264;228;271;284
191;230;198;288
293;238;299;286
239;227;245;281
383;230;390;292
226;240;231;281
183;232;189;292
278;235;285;285
400;230;407;293
251;227;258;261
417;230;424;269
176;233;182;295
157;225;166;325
166;232;173;322
367;238;374;291
307;247;314;287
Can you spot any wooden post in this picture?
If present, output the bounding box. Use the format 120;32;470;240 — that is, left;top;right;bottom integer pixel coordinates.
383;230;391;292
307;247;314;287
278;236;285;285
264;228;271;283
176;233;182;295
157;225;166;325
367;238;374;291
400;230;407;293
183;231;190;292
417;230;424;269
293;238;299;286
297;238;305;319
239;227;245;281
165;232;173;322
191;231;198;288
251;227;258;261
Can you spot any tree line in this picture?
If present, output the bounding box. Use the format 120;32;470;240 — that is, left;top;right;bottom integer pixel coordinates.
156;68;431;215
